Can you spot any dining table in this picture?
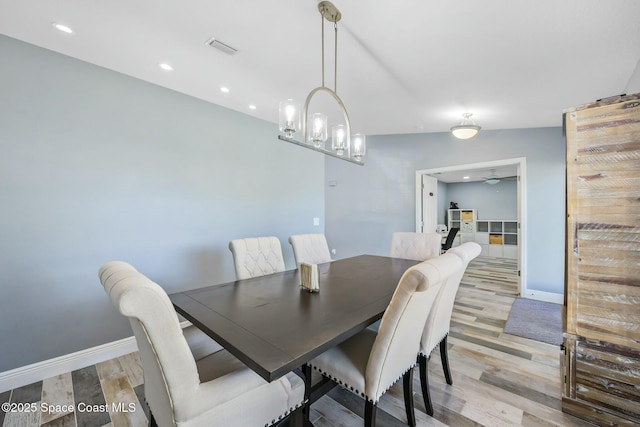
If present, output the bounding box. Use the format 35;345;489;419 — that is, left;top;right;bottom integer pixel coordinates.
169;254;420;422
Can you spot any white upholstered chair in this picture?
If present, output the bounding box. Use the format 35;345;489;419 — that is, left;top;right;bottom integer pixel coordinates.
418;242;481;415
288;233;332;268
390;232;441;261
98;262;224;360
99;261;305;427
308;253;464;427
228;236;286;280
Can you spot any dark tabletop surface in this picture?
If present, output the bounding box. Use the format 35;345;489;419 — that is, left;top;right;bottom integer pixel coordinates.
170;254;420;382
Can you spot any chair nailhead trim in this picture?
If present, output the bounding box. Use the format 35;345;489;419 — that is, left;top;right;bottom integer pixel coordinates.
265;401;305;426
421;332;449;357
309;363;417;404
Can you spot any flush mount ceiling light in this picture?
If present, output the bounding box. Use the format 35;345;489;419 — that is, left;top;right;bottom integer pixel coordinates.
278;1;364;165
451;113;481;140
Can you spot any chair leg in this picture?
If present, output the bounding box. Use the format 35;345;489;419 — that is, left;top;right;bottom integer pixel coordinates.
364;400;377;427
288;407;304;427
301;364;312;420
403;369;416;427
419;354;434;416
439;336;453;385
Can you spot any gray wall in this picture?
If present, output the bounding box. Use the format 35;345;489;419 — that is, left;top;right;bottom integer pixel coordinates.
0;36;324;372
325;128;566;295
446;180;517;221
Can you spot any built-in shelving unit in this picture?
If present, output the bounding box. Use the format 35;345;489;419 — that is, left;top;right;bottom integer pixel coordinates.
447;209;476;247
448;209;518;259
475;220;518;259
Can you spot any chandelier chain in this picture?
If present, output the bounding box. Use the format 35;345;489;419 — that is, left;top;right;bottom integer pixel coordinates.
321;13;325;88
334;21;338;93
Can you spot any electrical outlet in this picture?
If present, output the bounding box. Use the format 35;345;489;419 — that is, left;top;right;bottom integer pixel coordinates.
313;217;320;226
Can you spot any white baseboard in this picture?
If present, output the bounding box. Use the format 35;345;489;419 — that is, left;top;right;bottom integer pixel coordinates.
0;321;193;393
0;337;138;393
522;289;563;304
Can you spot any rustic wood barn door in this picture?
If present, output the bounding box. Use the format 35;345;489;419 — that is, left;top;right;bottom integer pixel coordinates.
563;93;640;425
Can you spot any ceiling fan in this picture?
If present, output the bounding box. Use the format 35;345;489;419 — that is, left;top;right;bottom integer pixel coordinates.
483;169;517;184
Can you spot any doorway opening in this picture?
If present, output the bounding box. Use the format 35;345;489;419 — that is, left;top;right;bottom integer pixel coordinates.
414;157;527;297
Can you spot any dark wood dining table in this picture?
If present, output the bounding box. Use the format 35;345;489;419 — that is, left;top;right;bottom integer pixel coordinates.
170;254;419;382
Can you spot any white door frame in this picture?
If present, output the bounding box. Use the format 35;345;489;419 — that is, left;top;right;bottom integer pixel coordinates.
415;157;527;297
421;175;438;232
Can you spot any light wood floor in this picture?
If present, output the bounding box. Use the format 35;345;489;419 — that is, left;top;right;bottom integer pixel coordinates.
1;257;595;427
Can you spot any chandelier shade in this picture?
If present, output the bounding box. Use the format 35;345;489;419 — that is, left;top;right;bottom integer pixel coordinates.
278;99;300;138
309;113;328;148
352;134;366;160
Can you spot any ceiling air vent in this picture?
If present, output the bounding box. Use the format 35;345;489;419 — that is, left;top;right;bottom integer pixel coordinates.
205;37;237;55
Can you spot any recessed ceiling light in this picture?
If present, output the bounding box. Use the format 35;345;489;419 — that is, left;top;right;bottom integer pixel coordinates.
220;87;230;93
159;63;173;71
249;104;257;110
53;23;74;34
463;176;470;180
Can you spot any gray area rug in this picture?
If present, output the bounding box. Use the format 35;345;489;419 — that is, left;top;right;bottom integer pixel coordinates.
504;298;563;345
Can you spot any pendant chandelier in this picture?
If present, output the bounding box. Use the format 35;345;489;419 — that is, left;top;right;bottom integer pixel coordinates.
278;1;365;165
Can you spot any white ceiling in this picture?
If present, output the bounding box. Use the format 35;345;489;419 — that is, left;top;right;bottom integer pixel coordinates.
428;165;518;184
1;0;639;136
